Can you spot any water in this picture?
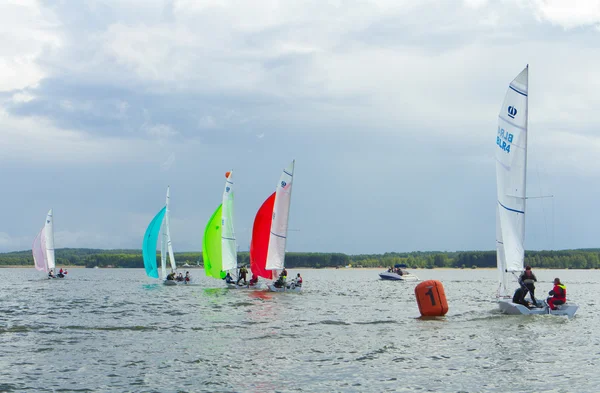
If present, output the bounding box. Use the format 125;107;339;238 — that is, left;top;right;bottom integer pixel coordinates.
0;268;598;392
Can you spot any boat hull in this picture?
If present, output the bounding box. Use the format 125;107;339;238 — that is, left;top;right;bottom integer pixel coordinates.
267;284;302;292
379;272;419;281
498;298;578;318
163;280;191;286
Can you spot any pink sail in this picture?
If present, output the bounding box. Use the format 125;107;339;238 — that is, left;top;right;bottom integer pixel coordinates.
32;227;48;272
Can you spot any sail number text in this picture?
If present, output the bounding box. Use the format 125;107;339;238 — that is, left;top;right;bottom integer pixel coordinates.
496;127;513;153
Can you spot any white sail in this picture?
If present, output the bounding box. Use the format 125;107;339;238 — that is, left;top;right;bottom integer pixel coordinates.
266;161;295;271
160;220;167;280
45;209;56;270
165;186;176;271
496;66;528;296
221;171;237;271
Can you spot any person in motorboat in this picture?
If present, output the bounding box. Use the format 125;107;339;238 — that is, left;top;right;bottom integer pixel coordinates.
512;286;531;308
519;266;538;306
185;271;191;282
224;272;235;284
237;266;248;285
547;278;567;310
249;274;258;286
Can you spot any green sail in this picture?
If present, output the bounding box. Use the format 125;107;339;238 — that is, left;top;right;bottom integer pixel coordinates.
203;204;225;279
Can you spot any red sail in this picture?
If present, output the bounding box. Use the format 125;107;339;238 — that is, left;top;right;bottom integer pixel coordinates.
250;192;275;280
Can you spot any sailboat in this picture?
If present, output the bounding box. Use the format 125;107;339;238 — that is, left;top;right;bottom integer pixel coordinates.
32;209;62;279
495;65;577;317
143;187;188;285
250;161;300;292
203;171;242;288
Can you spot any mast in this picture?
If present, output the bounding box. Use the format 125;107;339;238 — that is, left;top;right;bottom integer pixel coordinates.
165;186;176;271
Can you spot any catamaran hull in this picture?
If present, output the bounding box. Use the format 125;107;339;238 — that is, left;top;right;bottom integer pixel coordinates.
498;298;578;318
267;284;302;292
379;272;419;281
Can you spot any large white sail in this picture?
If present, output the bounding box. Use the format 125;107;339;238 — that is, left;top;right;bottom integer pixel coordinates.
165;186;176;271
496;66;528;296
45;209;56;270
221;171;238;271
266;161;295;271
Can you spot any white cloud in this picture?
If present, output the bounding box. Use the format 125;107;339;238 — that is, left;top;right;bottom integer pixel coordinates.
530;0;600;29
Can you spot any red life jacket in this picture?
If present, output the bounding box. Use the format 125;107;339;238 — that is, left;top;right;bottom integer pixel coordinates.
553;284;566;300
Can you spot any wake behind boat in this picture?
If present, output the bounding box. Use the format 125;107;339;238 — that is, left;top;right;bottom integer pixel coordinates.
495;66;577;317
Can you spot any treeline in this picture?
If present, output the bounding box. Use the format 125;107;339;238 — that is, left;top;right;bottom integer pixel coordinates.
3;248;600;269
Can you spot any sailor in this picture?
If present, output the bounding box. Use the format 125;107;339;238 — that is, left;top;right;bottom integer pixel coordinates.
237;266;248;285
512;286;529;307
295;273;302;287
519;266;538;305
224;272;235;284
48;269;55;278
177;273;184;281
274;271;286;288
185;271;191;282
166;271;175;281
59;268;63;275
249;274;258;286
547;278;567;310
281;268;288;279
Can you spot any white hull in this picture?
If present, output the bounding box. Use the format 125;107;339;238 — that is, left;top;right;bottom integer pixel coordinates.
267;283;302;292
227;283;264;290
379;272;419;281
498;298;578;318
163;280;191;286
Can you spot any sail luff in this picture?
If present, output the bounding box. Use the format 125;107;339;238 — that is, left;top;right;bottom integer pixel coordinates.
266;161;295;271
160;221;167;280
221;171;237;272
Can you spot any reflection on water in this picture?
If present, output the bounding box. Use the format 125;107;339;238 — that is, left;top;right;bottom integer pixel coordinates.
0;267;598;392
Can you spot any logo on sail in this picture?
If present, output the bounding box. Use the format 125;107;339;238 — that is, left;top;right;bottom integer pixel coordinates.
47;220;50;223
226;187;230;193
507;106;517;119
281;181;287;187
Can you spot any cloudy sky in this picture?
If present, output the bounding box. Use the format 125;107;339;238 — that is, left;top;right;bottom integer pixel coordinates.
1;0;600;254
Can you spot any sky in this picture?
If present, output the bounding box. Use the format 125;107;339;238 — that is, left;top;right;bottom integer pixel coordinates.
1;0;600;254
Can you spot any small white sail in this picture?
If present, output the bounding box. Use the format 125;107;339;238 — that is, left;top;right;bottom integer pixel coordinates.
160;219;168;280
266;161;295;271
221;171;237;271
496;66;528;297
165;186;177;271
45;209;56;270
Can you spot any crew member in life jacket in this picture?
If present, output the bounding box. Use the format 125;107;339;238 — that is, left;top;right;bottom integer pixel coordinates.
249;274;258;286
224;272;235;284
547;278;567;310
237;266;248;285
295;273;302;287
519;266;538;306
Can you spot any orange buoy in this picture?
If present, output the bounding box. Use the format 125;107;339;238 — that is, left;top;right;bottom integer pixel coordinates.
415;280;448;317
225;171;231;178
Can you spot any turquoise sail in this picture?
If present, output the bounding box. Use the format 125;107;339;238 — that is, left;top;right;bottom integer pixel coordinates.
143;206;167;278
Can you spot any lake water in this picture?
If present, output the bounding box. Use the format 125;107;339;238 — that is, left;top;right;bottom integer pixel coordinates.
0;268;597;392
